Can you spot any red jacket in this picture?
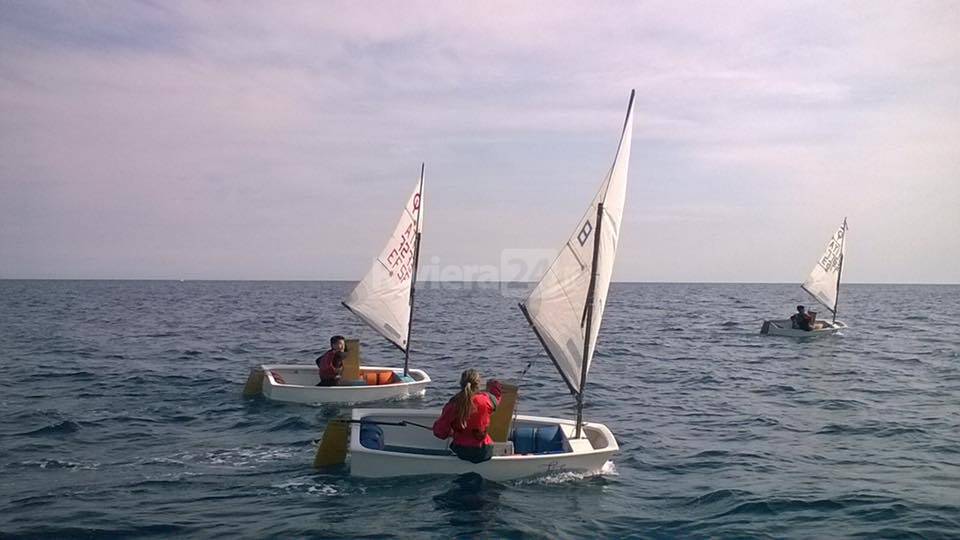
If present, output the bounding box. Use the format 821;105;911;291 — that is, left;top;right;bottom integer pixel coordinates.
316;350;341;380
433;387;501;448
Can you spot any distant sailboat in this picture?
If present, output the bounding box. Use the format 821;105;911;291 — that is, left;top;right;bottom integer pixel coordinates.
244;166;431;404
324;92;634;480
761;218;849;336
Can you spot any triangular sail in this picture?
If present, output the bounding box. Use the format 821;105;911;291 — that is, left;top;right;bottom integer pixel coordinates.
343;171;424;351
519;91;635;395
801;218;848;314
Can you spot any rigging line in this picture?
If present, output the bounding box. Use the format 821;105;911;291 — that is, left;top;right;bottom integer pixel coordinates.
509;358;537;434
565;238;589;270
375;257;392;273
311;419;433;444
338;419;434;430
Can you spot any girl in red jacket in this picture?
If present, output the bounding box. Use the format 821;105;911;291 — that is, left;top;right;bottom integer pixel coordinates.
432;369;502;463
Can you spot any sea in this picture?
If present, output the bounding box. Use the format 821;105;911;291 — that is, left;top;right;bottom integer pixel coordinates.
1;280;958;539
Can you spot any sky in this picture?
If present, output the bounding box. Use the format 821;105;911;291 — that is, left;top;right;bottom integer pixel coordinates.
1;1;958;283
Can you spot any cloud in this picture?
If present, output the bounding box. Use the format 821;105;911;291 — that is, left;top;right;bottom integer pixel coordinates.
1;0;958;281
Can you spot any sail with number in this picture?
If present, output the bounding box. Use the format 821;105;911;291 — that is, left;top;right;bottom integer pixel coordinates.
343;168;424;351
519;91;635;395
801;218;848;314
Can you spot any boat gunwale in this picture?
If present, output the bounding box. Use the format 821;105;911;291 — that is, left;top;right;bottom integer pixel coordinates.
348;408;619;461
260;365;431;390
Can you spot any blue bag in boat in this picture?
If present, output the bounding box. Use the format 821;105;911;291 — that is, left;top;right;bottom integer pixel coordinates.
359;423;384;450
534;425;564;453
511;425;564;454
511;427;536;454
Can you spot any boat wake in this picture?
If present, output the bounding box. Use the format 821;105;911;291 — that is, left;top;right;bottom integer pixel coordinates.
270;476;343;496
310;389;426;408
13;459;99;471
164;446;301;469
514;460;618;485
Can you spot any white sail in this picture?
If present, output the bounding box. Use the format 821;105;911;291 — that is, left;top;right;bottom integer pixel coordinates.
801;218;848;314
343;170;424;350
520;91;635;394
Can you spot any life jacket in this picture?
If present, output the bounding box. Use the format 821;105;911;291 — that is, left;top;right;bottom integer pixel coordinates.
316;350;338;380
433;391;500;448
466;392;499;440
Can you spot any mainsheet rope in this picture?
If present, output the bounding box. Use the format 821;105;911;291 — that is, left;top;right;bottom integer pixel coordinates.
510;358;537;433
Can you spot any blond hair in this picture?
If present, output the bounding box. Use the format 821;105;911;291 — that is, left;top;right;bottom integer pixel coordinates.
453;369;481;428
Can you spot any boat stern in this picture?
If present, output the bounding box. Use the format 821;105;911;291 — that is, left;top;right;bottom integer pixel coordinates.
242;366;265;397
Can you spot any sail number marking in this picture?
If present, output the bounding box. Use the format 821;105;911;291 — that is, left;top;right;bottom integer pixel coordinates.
817;227;844;273
385;192;422;284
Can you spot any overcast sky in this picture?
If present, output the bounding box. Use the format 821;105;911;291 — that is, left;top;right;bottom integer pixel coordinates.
1;1;958;282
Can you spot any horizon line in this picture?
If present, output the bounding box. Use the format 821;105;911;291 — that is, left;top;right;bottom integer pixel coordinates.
0;278;957;286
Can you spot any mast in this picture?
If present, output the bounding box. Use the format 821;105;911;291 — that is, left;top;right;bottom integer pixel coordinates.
832;217;846;324
576;202;604;439
403;163;425;376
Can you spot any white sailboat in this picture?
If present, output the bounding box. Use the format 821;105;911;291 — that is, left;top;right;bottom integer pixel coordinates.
761;218;849;336
246;166;431;404
329;91;635;480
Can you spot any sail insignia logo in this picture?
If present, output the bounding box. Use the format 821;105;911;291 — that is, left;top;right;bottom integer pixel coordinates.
577;220;593;246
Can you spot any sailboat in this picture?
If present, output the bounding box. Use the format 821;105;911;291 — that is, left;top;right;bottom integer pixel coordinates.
761;218;849;336
244;166;431;404
322;92;634;480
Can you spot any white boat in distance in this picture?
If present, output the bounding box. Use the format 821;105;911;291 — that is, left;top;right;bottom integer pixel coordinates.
336;90;636;480
761;218;849;337
255;364;430;405
245;166;430;404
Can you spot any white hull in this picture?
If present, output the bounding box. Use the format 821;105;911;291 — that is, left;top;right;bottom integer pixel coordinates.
760;319;847;337
346;408;618;481
259;365;430;405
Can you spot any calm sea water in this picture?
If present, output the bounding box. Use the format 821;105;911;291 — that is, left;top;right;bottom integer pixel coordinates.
1;280;958;539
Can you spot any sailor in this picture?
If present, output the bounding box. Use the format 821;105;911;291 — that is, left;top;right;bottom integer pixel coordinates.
790;305;813;331
432;369;503;463
316;335;346;386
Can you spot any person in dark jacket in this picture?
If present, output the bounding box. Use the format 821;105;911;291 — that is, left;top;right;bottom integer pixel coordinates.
433;369;503;463
791;305;813;331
